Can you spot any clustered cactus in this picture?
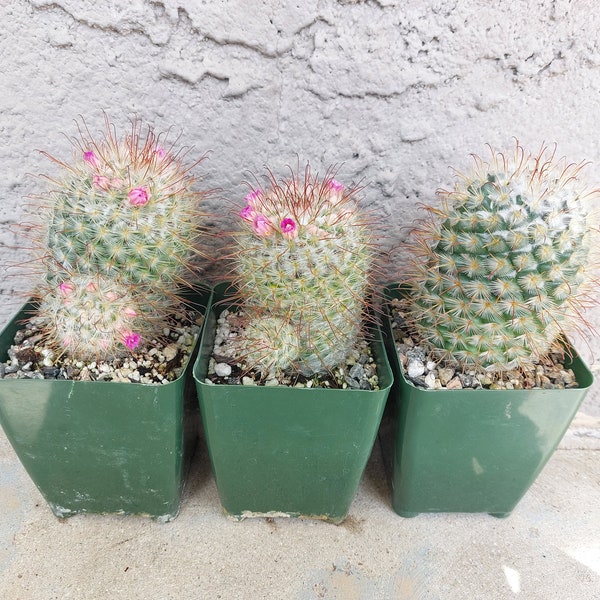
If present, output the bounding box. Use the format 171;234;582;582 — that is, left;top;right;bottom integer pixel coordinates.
33;118;204;360
404;142;597;372
232;167;375;376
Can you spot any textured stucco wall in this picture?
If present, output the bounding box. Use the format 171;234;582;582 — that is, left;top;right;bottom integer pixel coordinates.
2;0;600;413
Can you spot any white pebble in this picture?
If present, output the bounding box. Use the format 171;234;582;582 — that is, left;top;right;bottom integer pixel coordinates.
407;359;425;379
163;345;178;362
424;372;437;389
214;362;232;377
426;361;437;371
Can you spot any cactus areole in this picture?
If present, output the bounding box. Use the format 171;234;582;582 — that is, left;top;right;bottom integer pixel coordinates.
233;167;374;377
404;143;597;372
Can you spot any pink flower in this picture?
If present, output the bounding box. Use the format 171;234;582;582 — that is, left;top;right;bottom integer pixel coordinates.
328;179;344;193
92;174;112;191
123;307;137;318
83;151;99;167
58;282;74;297
252;213;273;236
240;204;256;221
123;331;141;350
280;217;298;239
244;189;261;208
128;187;150;206
328;179;345;204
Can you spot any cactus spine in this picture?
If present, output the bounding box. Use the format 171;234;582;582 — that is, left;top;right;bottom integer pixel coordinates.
34;117;205;360
404;142;597;372
232;167;374;376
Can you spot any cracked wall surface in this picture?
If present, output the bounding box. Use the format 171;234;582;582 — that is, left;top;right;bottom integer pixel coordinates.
2;0;600;412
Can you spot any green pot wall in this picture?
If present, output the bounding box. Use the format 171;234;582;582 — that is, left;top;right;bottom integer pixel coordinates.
0;288;211;521
193;283;392;523
381;284;594;518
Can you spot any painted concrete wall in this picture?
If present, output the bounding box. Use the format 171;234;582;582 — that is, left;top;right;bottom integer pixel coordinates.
2;0;600;413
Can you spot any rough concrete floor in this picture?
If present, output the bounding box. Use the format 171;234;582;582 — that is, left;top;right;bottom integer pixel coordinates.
1;413;599;600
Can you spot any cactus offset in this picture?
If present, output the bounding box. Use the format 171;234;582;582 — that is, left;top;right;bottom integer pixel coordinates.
37;275;153;360
233;167;374;376
404;142;597;372
33;117;205;360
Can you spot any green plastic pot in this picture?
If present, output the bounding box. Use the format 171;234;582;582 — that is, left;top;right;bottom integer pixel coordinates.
0;287;211;521
380;284;594;518
193;283;392;523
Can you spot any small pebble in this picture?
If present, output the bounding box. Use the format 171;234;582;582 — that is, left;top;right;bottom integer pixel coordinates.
214;362;232;377
445;376;463;390
349;364;365;380
407;359;426;379
424;372;437;389
163;345;178;362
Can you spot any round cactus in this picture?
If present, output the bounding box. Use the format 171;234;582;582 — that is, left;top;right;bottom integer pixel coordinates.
33;116;206;360
232;167;374;376
36;274;153;361
404;142;597;372
40;117;203;292
241;316;301;375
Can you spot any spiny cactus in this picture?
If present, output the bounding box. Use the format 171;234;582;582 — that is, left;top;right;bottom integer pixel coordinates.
404;142;597;372
32;117;206;360
232;167;374;376
37;274;154;360
41;117;202;290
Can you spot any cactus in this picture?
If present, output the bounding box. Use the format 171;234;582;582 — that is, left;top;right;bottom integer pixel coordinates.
33;117;205;360
232;167;374;376
404;142;597;372
41;117;201;291
36;274;154;360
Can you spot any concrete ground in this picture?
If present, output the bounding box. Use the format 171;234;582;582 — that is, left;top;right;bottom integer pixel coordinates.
1;413;599;600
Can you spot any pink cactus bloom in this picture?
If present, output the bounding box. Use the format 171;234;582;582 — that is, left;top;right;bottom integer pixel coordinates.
280;217;298;239
328;179;345;204
83;150;99;167
123;331;141;350
244;189;262;208
240;204;256;221
58;281;74;297
328;179;344;192
252;213;273;236
128;187;150;206
92;174;112;191
123;307;137;318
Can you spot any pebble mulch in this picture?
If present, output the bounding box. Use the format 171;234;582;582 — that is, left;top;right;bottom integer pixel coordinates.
0;308;203;385
389;298;579;390
204;308;381;390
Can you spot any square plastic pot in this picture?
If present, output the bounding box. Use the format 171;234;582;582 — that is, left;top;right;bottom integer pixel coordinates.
0;287;211;521
193;283;393;523
380;284;594;518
